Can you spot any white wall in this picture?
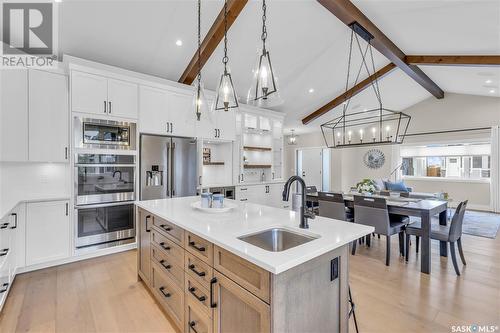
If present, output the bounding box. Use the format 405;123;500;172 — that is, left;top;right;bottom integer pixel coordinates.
0;162;70;216
284;93;500;211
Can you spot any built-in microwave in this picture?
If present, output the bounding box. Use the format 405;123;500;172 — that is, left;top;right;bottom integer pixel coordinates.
74;117;136;150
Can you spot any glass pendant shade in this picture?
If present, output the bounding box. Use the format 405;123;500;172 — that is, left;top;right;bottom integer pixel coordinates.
215;68;238;112
247;49;283;107
192;80;209;121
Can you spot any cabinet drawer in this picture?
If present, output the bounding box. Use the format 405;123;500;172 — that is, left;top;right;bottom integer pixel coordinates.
185;251;213;290
185;296;213;333
185;232;213;265
185;274;212;318
151;244;184;289
152;228;184;266
214;246;270;304
152;262;184;331
153;215;184;245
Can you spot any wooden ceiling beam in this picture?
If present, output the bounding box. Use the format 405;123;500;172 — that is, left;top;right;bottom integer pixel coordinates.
316;0;444;100
406;55;500;66
178;0;248;85
301;63;397;125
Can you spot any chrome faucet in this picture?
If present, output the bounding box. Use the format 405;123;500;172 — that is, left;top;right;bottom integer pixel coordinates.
282;176;315;229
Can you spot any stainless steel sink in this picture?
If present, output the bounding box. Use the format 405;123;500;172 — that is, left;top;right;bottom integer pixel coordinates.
238;228;319;252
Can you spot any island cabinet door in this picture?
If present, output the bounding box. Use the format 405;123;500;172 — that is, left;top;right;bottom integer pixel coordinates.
212;271;270;333
137;208;152;283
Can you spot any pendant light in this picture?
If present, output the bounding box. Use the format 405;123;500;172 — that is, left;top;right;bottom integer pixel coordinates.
214;0;238;112
247;0;282;107
288;129;298;145
192;0;209;121
320;22;411;148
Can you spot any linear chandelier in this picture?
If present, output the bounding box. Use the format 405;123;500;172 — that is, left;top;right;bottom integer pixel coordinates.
321;22;411;148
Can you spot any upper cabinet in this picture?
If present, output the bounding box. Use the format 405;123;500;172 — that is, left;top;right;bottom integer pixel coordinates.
139;85;195;137
29;70;69;163
1;69;29;162
71;70;138;119
0;68;69;163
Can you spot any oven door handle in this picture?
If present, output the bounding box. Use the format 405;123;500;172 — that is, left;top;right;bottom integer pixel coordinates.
75;164;135;168
75;201;134;209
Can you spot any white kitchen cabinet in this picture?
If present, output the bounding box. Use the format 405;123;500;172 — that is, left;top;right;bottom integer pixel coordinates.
268;183;287;208
71;70;107;115
107;78;138;119
26;200;70;266
168;91;196;137
1;69;28;162
216;108;236;141
28;70;69;162
236;183;286;208
71;71;138;119
139;85;195;137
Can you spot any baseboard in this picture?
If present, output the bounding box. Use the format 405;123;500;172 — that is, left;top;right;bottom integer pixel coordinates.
17;242;137;274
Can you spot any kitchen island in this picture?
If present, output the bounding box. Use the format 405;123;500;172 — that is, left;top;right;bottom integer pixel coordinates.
136;196;373;333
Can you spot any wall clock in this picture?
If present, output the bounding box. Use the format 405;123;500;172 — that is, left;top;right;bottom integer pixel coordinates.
363;149;385;169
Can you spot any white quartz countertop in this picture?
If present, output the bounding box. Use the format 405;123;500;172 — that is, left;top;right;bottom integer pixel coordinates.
136;196;374;274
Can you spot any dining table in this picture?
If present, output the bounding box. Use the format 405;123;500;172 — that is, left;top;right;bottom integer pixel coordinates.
306;192;448;274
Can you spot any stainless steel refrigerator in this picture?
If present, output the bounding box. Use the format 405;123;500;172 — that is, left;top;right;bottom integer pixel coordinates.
140;134;198;200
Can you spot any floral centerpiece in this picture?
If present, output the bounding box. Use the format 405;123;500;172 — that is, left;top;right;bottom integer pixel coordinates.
356;179;377;194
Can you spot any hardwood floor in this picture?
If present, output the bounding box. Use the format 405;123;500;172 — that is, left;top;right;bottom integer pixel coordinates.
1;233;499;333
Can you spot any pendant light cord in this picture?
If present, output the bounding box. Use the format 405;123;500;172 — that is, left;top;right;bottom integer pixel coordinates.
197;0;201;87
261;0;267;52
223;0;228;71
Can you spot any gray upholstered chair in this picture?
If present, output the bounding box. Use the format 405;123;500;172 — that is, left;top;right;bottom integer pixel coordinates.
317;192;353;222
305;186;319;212
405;200;468;275
352;195;409;266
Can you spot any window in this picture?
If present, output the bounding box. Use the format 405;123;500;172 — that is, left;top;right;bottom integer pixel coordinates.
401;143;491;180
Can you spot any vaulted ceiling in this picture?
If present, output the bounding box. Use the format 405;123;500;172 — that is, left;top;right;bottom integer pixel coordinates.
59;0;500;133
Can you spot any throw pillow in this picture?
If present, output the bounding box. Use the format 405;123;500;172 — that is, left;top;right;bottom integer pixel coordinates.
384;181;409;192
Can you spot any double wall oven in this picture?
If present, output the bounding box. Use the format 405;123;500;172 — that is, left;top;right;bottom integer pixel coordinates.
74;117;137;252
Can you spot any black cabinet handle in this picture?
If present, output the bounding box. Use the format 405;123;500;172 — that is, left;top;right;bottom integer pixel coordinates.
159;259;171;270
160;224;172;232
189;241;205;252
188;287;206;302
159;242;170;251
199;176;202;186
159;286;171;298
0;248;9;256
240;199;248;201
65;203;69;216
0;223;9;229
65;147;68;160
189;321;199;333
145;215;151;232
171;122;173;133
188;264;206;277
108;101;112;113
10;213;17;229
104;100;107;113
0;283;9;293
210;277;217;308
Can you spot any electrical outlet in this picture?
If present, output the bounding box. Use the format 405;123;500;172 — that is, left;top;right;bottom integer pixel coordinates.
330;257;339;281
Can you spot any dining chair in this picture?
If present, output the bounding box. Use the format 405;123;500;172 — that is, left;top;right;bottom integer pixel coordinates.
317;192;353;222
405;200;468;275
352;195;409;266
305;186;319;213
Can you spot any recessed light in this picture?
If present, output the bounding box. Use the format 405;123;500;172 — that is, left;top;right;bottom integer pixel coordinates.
308;88;314;93
489;89;496;94
175;39;183;46
485;79;492;84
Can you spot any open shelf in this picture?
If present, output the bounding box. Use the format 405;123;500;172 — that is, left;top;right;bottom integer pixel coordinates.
243;164;272;169
203;162;225;166
243;146;272;151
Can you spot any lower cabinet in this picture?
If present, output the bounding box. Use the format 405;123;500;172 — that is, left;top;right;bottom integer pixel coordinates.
137;208;152;283
235;183;287;209
26;200;70;266
212;271;270;333
137;208;272;333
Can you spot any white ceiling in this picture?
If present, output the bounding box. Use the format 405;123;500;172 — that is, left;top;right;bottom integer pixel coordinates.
58;0;500;134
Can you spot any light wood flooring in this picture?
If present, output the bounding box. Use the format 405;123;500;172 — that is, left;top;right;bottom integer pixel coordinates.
1;233;499;333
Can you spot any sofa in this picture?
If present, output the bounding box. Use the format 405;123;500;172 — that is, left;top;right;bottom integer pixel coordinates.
372;179;439;200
